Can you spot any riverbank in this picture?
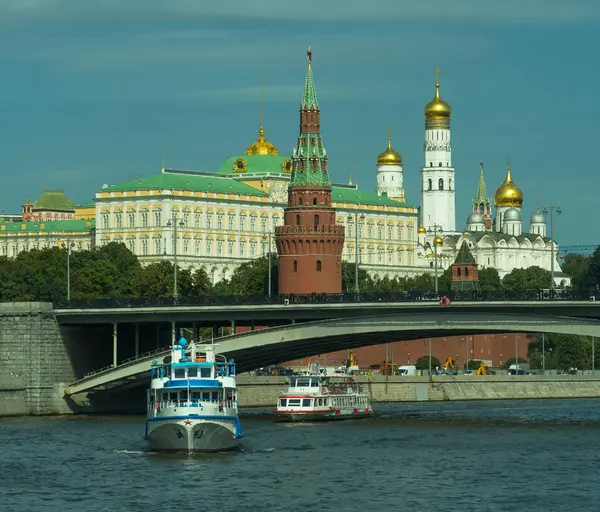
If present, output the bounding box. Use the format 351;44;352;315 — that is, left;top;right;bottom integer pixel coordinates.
236;374;600;407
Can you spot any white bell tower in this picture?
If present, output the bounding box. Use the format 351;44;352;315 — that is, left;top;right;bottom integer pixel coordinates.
420;69;455;233
376;126;405;202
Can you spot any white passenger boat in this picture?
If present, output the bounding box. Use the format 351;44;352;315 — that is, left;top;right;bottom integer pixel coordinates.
145;339;244;452
274;374;374;422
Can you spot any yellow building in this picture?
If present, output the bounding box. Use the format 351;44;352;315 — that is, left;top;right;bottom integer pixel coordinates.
94;125;421;283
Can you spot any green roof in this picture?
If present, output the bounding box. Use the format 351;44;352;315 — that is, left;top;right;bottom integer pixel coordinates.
76;201;96;209
302;51;319;109
101;170;269;197
0;219;95;234
216;155;292;176
33;190;75;211
453;240;476;264
331;186;417;209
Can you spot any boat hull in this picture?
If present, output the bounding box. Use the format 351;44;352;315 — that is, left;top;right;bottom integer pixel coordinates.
146;417;243;453
274;409;375;423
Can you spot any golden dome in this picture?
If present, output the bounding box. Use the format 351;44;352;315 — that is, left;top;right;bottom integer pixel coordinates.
246;126;279;156
494;163;523;207
417;226;426;234
424;70;451;119
376;128;402;166
434;236;443;247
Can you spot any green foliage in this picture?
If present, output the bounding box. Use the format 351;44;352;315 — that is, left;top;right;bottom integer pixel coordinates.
437;269;452;292
527;333;596;370
225;256;278;295
501;266;552;291
478;267;501;291
588;247;600;290
561;254;591;290
341;262;373;293
467;359;484;370
415;355;441;370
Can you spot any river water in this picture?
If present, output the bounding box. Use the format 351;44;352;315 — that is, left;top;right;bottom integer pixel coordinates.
1;399;599;511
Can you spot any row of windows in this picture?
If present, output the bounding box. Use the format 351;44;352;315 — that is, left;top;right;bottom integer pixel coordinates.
1;240;90;257
126;238;275;257
101;211;281;231
346;223;414;240
291;260;322;272
426;178;452;191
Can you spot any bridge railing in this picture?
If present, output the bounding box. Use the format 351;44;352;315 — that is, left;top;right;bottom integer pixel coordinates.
53;289;600;310
80;346;172;380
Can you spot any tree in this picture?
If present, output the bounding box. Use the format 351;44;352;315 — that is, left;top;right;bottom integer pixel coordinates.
134;261;194;298
561;253;591;290
341;262;373;293
193;267;212;295
588;247;600;290
226;256;278;295
478;267;501;292
501;266;552;291
415;355;441;371
437;268;452;292
467;359;484;370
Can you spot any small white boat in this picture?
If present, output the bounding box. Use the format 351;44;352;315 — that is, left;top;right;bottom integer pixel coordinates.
274;374;374;422
145;339;244;453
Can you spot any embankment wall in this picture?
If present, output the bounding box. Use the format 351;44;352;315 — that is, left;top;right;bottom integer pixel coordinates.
0;302;74;416
236;375;600;407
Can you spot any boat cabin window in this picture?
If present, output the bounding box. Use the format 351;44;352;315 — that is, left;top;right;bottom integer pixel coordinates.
288;399;301;406
202;392;211;400
279;399;287;407
187;367;198;377
302;399;311;407
174;368;186;378
191;392;201;400
200;367;212;378
169;392;178;401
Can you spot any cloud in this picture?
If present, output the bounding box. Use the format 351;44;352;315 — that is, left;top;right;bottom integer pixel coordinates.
0;0;599;22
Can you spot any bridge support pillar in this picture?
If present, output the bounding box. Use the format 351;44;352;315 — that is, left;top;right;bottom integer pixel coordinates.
171;321;176;348
231;320;236;335
112;323;118;368
192;322;197;341
134;324;139;357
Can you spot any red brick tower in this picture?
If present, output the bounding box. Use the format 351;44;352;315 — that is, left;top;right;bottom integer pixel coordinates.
451;240;481;292
275;48;345;294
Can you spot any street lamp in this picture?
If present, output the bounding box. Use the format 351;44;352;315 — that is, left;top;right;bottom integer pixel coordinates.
348;212;365;294
167;214;184;299
261;231;272;298
66;240;74;302
542;203;561;289
427;224;443;294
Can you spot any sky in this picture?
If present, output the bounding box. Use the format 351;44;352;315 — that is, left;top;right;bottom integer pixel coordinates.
0;0;598;247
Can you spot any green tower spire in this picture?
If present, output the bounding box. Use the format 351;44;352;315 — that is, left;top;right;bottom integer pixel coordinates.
301;46;319;109
473;161;491;206
290;47;330;188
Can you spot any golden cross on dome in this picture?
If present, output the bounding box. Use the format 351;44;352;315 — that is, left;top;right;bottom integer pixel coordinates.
507;155;511;169
307;46;312;66
435;67;442;84
480;160;484;171
387;125;392;146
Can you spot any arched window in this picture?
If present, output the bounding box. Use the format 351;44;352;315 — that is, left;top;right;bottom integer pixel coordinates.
448;178;452;190
313;197;317;206
314;215;319;230
429;162;433;167
293;260;298;272
464;267;469;277
457;268;462;277
296;214;300;225
316;260;322;272
298;197;303;206
428;179;432;190
438;178;444;190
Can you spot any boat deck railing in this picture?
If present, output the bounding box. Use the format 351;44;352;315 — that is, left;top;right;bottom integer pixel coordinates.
148;398;237;411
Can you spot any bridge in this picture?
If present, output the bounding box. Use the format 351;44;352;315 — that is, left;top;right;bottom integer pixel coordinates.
64;308;600;396
54;290;600;326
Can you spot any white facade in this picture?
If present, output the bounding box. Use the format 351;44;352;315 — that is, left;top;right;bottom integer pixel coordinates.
377;163;404;202
420;127;456;233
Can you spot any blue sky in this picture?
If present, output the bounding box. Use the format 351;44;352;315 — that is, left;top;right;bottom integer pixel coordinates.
0;0;598;247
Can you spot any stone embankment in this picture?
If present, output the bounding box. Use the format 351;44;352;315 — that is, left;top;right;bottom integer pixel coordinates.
235;374;600;407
